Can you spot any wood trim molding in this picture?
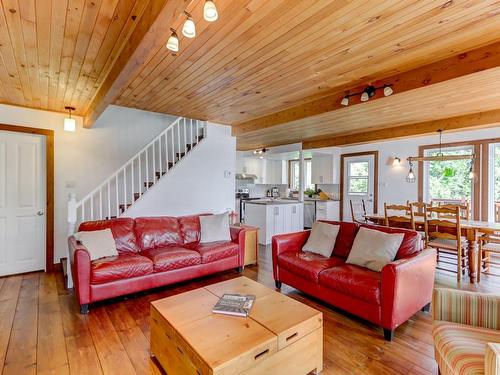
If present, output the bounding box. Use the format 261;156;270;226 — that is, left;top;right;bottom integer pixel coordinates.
0;124;55;272
303;110;500;149
340;151;379;221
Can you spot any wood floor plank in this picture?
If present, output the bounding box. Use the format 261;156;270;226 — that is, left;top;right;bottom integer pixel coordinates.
0;275;22;371
36;273;70;375
58;293;103;375
87;307;136;375
106;303;162;375
2;273;40;375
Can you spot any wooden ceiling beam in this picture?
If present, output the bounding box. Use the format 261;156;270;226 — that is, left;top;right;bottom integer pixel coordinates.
232;41;500;136
83;0;189;128
301;109;500;149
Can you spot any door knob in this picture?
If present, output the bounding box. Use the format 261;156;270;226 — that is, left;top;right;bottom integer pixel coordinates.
37;211;44;216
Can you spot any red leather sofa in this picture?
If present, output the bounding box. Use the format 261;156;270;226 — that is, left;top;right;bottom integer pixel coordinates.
69;215;245;313
272;221;436;341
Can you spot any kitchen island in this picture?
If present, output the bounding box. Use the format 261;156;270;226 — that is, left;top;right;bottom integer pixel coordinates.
244;199;304;245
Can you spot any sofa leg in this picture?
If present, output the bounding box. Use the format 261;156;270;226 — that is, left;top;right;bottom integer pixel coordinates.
421;302;431;312
383;328;394;341
275;280;282;290
80;304;89;314
237;266;243;273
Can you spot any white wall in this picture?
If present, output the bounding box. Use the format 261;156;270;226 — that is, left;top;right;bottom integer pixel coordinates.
0;104;177;263
336;126;500;215
124;123;236;217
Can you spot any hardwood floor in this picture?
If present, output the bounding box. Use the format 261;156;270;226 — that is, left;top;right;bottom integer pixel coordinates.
1;247;499;375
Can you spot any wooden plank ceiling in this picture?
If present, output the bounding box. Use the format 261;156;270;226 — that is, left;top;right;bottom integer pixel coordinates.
0;0;147;115
1;0;500;149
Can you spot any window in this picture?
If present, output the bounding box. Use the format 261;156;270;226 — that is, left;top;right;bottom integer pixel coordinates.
424;145;474;204
289;159;314;191
347;161;369;194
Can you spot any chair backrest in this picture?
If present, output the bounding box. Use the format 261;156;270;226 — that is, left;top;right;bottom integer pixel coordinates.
406;201;431;217
350;199;367;223
384;203;415;230
438;202;470;221
424;205;461;248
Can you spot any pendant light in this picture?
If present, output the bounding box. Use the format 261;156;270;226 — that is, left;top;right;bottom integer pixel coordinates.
406;160;416;183
64;106;76;132
182;13;196;38
204;0;218;22
166;28;179;52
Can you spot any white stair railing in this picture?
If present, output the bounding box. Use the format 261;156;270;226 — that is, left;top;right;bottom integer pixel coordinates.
66;117;207;288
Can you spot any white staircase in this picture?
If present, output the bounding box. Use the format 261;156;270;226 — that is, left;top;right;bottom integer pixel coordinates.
66;116;206;287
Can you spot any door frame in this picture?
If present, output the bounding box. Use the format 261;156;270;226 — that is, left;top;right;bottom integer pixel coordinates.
0;124;54;272
340;151;379;220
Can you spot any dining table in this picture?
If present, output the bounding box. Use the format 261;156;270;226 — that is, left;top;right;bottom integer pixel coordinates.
364;213;500;283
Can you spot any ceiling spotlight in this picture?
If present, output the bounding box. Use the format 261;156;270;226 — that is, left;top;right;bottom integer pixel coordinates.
182;13;196;38
341;95;349;106
166;29;179;52
204;0;218;22
383;84;394;97
64;106;76;132
361;85;376;102
253;148;267;156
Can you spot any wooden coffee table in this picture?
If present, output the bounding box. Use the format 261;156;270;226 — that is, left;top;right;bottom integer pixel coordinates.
150;277;323;375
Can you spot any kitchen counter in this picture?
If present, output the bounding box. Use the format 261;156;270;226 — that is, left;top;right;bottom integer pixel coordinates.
245;199;301;205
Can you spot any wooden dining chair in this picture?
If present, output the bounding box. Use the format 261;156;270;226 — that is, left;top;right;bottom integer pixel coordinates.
406;201;431;217
478;233;500;282
406;201;430;247
350;199;367;223
437;202;470;221
384;203;415;230
424;205;468;282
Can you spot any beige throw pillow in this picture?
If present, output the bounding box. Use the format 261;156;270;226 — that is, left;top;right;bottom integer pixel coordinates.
200;213;231;243
74;228;118;261
302;221;340;258
346;227;404;272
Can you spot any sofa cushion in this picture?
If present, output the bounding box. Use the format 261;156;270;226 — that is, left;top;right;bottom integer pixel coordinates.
321;221;360;259
278;251;345;282
194;241;239;263
74;228;118;261
433;321;500;375
134;217;183;250
200;213;231;243
302;221;340;258
79;218;140;254
178;214;211;246
319;265;381;305
90;254;153;284
361;224;420;260
141;247;201;272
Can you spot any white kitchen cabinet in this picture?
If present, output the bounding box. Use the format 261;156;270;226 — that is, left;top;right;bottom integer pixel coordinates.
240;157;266;183
245;202;304;245
315;201;340;221
311;150;340;184
265;160;286;185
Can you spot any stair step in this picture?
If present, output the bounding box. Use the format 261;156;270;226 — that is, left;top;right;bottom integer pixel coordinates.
144;181;154;188
105;216;118;220
168;161;174;169
119;203;133;211
134;192;141;201
176;152;186;159
155;171;166;179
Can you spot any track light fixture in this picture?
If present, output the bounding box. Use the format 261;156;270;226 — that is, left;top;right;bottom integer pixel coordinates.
166;28;179;52
182;13;196;38
204;0;218;21
253;148;267;156
340;84;394;106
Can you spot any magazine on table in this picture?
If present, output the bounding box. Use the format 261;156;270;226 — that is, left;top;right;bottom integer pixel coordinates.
212;293;256;317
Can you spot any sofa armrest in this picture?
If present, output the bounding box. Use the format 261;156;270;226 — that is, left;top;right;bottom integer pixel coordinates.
433;288;500;330
272;230;310;281
486;343;500;375
381;248;437;330
230;226;246;267
68;236;91;305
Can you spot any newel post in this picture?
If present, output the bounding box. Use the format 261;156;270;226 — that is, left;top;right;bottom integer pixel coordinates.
66;193;77;288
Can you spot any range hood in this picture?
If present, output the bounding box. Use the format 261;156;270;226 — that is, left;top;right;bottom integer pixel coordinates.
236;173;258;181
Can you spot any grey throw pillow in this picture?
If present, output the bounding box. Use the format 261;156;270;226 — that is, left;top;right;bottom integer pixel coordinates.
302;221;340;258
346;227;404;272
200;213;231;243
74;228;118;261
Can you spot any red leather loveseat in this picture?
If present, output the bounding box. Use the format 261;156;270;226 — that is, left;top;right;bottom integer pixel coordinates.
69;215;245;313
272;221;436;340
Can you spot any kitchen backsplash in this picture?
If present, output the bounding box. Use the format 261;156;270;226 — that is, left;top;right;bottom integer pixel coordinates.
317;184;340;200
236;181;339;199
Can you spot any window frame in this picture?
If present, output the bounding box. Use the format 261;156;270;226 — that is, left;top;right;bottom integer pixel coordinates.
288;158;313;192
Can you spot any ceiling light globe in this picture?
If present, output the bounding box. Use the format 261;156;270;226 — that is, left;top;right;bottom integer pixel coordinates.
360;92;369;102
340;96;349;106
64;117;76;132
166;32;179;52
182;18;196;38
204;0;218;22
383;85;394;96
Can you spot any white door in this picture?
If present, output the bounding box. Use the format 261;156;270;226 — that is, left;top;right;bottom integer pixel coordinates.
0;131;46;276
342;154;376;221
